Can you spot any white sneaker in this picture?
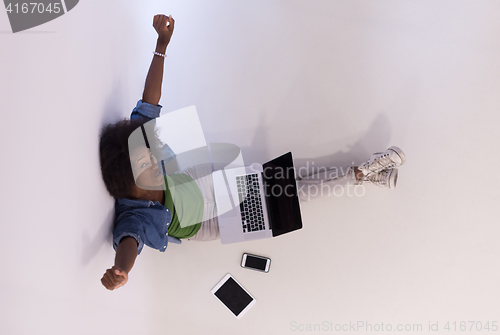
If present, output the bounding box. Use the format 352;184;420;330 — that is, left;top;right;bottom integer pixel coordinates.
359;146;406;176
358;168;398;189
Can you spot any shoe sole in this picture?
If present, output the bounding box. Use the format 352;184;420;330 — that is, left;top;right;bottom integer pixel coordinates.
388;146;406;166
388;168;398;189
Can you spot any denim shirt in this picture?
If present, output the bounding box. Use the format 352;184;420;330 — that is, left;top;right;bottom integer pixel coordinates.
112;99;181;255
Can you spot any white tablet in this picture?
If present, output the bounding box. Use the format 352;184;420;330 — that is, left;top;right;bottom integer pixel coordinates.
211;273;256;319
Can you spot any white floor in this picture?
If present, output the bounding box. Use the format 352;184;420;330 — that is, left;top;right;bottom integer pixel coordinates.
1;1;500;334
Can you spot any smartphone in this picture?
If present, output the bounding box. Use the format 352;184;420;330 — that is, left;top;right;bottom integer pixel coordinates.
241;253;271;273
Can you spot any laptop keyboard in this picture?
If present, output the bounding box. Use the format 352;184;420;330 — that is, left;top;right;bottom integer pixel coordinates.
236;174;266;233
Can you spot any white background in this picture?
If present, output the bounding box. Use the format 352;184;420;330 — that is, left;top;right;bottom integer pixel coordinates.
1;1;499;334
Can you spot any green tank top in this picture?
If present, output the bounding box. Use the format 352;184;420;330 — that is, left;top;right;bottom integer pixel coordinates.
164;173;204;239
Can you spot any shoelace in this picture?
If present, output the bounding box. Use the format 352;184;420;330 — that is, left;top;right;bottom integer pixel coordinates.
359;170;390;187
362;152;397;173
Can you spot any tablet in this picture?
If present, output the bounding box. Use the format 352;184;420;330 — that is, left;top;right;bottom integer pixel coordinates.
211;273;256;319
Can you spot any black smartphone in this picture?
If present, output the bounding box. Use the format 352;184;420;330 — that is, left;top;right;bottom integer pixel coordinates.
241;253;271;273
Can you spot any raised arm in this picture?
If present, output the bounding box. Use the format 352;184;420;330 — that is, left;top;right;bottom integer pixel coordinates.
101;237;138;290
142;14;175;106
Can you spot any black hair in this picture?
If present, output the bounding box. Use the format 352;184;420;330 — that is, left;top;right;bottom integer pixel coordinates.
99;118;165;199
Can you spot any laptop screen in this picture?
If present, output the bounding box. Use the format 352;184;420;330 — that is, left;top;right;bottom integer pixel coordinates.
262;152;303;237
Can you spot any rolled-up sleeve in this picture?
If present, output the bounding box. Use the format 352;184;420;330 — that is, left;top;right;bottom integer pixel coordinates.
130;99;163;122
113;231;145;255
130;99;177;165
113;214;146;255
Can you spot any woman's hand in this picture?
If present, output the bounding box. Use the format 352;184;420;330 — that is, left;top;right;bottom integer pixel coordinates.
153;14;175;46
101;265;129;290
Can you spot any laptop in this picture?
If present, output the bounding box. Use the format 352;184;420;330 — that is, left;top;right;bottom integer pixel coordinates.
212;152;303;244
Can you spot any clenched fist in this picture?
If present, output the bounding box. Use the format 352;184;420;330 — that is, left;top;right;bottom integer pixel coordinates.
154;14;175;46
101;266;128;290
